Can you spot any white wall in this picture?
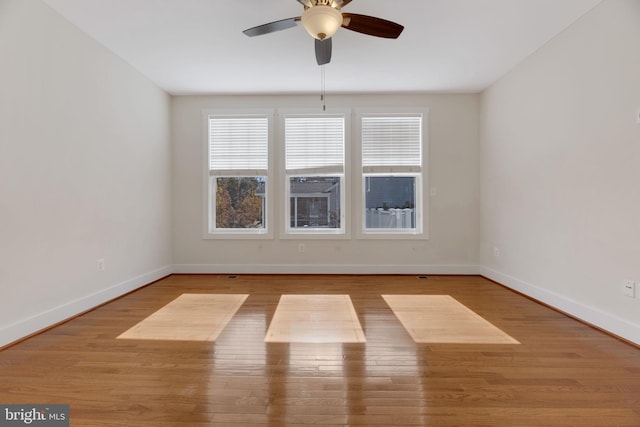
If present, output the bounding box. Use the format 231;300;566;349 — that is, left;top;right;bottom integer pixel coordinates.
0;0;172;346
172;94;479;274
479;0;640;344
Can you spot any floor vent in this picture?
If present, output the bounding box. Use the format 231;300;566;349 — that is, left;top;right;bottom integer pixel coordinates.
417;276;429;280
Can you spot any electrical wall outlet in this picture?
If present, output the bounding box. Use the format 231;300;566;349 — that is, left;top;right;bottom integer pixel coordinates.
96;258;105;272
623;280;635;298
298;243;305;253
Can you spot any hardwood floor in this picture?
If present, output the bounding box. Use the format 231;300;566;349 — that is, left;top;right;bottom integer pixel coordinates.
1;275;639;426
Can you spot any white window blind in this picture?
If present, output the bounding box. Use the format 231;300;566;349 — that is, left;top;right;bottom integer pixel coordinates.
362;115;422;172
285;116;345;174
209;115;268;175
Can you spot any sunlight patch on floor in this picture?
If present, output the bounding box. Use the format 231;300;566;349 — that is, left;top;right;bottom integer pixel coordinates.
117;294;248;341
382;295;519;344
265;295;366;343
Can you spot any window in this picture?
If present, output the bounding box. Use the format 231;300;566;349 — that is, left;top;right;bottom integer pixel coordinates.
359;113;426;236
203;108;425;240
283;114;346;235
204;113;272;237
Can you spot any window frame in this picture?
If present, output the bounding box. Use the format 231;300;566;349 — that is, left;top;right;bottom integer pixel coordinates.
279;109;351;239
202;109;275;239
355;108;429;240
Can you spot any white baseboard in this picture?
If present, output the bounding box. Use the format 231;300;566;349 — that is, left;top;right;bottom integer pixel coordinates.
480;266;640;345
172;263;481;275
0;265;173;348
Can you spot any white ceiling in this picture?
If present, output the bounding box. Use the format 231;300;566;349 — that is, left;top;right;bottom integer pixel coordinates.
41;0;601;95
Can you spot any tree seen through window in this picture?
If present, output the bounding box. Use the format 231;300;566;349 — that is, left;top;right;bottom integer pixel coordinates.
215;177;265;229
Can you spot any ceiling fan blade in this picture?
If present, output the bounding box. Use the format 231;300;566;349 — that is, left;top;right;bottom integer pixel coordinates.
243;17;300;37
341;13;404;39
315;38;332;65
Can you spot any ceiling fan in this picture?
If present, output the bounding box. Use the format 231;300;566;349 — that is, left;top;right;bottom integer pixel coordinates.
243;0;404;66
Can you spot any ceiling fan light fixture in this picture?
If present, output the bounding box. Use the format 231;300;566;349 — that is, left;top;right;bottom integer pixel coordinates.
301;5;343;40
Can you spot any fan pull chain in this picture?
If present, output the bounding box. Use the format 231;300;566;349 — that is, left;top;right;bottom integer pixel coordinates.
321;64;326;111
